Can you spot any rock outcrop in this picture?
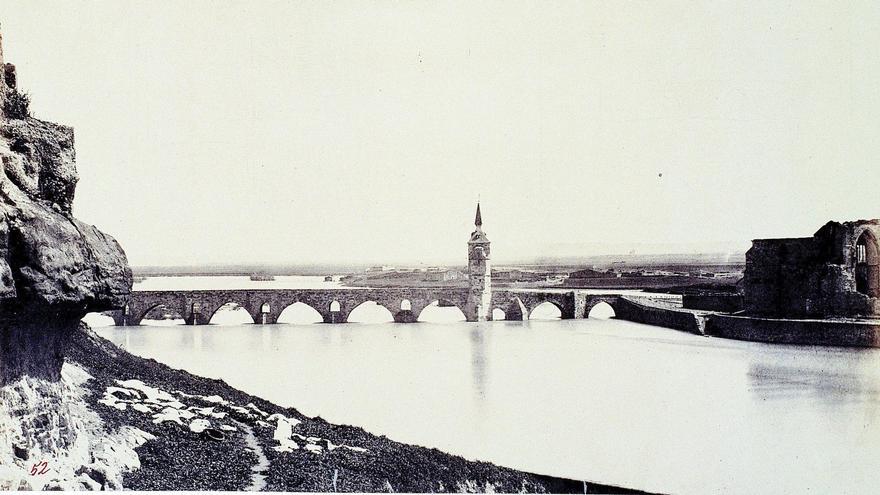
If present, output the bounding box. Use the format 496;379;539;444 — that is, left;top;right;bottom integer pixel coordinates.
0;26;134;489
0;26;131;384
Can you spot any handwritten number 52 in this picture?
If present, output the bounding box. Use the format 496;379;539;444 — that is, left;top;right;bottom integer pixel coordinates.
29;461;49;476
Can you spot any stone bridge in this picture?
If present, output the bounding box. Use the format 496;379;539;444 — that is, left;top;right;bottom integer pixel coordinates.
111;288;628;326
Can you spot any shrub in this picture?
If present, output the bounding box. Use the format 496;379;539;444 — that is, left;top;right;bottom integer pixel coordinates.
4;88;30;119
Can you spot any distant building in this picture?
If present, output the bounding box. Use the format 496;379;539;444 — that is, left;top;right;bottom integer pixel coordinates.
423;268;465;282
365;265;395;272
492;269;547;282
744;220;880;318
568;268;617;279
492;269;521;281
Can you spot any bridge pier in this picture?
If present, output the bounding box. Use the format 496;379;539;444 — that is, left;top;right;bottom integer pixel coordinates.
185;313;210;325
109;310;129;326
256;312;277;325
393;310;417;323
323;311;344;324
573;293;588;319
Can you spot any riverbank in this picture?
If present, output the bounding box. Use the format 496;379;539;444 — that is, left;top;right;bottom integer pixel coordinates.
64;325;649;493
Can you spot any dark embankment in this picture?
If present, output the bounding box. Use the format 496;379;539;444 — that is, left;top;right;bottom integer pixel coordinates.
67;325;652;493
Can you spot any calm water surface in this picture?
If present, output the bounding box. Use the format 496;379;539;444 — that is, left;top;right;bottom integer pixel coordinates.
91;277;880;494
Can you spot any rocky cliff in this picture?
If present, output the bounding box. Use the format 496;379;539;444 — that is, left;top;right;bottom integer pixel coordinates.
0;28;132;385
0;27;135;490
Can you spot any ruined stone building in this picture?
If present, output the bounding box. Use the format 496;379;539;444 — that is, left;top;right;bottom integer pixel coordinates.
743;220;880;318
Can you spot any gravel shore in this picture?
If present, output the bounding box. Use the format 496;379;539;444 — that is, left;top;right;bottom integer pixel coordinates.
66;325;649;493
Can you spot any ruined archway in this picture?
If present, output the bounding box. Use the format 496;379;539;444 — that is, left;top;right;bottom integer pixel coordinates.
855;230;880;297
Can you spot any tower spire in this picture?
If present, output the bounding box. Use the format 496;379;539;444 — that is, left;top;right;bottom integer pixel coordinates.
474;202;482;227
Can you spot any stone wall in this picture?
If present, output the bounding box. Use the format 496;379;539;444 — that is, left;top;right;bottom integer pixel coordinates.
682;293;743;312
613;298;706;335
706;314;880;347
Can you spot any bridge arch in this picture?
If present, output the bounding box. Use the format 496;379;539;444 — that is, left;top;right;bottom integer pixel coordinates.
492;308;506;320
417;300;467;323
277;302;324;325
137;303;185;326
529;301;563;320
587;301;616;319
583;296;622;319
345;301;395;324
206;302;256;325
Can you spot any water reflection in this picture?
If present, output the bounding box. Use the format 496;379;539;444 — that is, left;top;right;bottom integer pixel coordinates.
748;348;880;405
95;318;880;495
469;325;489;403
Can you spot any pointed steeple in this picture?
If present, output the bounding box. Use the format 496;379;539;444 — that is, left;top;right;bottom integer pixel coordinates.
474;202;482;227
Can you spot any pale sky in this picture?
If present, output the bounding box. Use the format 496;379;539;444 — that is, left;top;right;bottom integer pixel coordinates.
1;1;878;266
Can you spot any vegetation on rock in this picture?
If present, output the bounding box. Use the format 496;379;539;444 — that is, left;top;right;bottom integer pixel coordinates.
3;88;29;120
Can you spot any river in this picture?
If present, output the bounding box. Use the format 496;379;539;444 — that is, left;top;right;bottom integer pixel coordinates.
89;276;880;494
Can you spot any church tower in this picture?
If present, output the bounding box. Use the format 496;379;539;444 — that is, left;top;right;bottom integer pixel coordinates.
466;202;492;321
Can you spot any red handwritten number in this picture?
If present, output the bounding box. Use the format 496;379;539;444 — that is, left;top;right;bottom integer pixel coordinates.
29;461;49;475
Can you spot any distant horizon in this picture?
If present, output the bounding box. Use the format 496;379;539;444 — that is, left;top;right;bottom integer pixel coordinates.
130;248;747;273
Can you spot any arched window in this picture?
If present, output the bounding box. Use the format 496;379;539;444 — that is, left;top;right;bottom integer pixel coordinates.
855;230;879;297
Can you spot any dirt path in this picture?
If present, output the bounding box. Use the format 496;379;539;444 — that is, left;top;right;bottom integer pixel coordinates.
241;423;270;491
